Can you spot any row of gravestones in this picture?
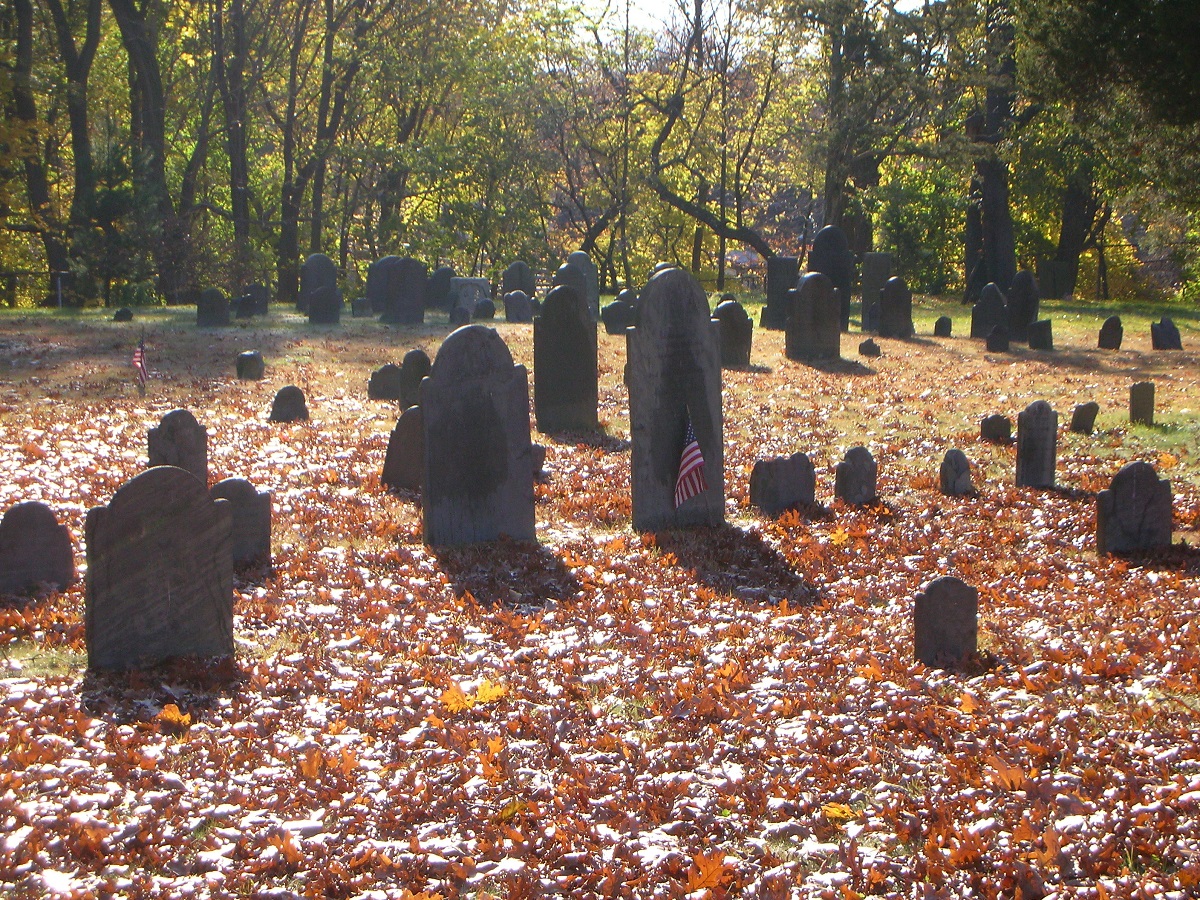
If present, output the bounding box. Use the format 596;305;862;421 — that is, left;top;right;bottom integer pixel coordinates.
980;383;1158;447
196;285;271;326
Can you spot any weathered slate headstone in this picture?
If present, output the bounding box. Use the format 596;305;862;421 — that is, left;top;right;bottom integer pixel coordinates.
366;255;401;315
986;324;1010;353
534;285;598;433
1027;319;1053;351
421;326;536;545
934;316;952;337
878;276;914;339
971;283;1007;339
427;266;454;310
399;348;431;410
859;252;893;326
209;478;271;569
307;285;342;325
761;256;799;330
473;298;496;320
1130;381;1155;426
85;467;233;670
240;283;270;316
567;250;600;320
1015;400;1057;488
502;260;537;298
236;350;265;381
448;277;491;316
0;502;75;594
1151;317;1182;350
299;253;338;313
269;385;308;423
713;298;753;368
601;299;636;335
834;446;877;506
1096;462;1172;555
551;263;590;318
749;453;815;515
504;291;534;323
197;288;231;327
369;363;403;400
1070;401;1099;435
808;225;854;331
148;409;208;485
913;576;977;668
113;307;133;322
980;414;1012;444
785;272;841;362
1007;271;1040;341
858;338;881;357
1098;315;1123;350
379;257;427;325
627;267;724;530
382;406;424;492
939;449;973;496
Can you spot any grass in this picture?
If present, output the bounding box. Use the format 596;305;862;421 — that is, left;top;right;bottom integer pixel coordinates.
1;640;85;677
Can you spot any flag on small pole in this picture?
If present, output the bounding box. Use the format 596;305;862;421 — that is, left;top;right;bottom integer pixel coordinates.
132;332;148;394
674;416;708;508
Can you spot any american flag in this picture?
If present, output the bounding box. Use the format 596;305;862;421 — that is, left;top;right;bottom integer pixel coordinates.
132;337;148;389
674;417;708;508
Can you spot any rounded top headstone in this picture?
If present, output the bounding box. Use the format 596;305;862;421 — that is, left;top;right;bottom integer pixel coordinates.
636;267;710;340
430;325;515;382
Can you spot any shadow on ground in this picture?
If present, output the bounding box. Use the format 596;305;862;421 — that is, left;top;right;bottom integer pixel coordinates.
431;537;582;607
655;524;816;605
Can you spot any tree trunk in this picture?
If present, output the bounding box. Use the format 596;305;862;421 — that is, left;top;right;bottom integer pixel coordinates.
1052;162;1097;296
215;0;253;288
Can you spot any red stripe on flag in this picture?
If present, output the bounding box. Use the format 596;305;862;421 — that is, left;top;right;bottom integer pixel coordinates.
675;419;708;508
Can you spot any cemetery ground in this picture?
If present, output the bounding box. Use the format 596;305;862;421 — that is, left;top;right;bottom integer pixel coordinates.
2;296;1200;900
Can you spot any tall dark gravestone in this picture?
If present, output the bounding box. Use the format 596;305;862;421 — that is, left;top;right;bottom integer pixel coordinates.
1096;462;1172;555
567;250;600;320
1098;315;1123;350
1130;381;1155;426
399;348;432;410
379;257;427;325
427;266;454;310
85;467;234;670
712;298;753;368
197;288;231;327
366;255;402;315
859;252;893;330
307;286;342;324
299;253;339;313
1006;271;1040;341
0;502;75;594
878;276;914;339
209;478;271;569
761;256;799;330
420;326;536;546
785;273;840;362
627;268;724;530
533;285;598;433
502;260;537;298
382;406;425;493
970;283;1007;339
148;409;208;485
1015;400;1057;489
808;225;854;331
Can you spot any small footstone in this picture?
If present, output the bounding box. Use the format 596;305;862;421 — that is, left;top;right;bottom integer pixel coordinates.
858;338;881;358
980;414;1012;444
113;307;133;322
473;298;496;320
749;453;816;515
834;446;877;506
1027;319;1053;351
269;386;308;423
913;576;977;669
1130;381;1154;426
1070;402;1099;435
933;316;952;338
236;351;265;381
939;449;973;496
369;363;404;401
986;324;1010;353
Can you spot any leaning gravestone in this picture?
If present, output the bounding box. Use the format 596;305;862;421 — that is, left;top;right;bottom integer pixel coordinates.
939;449;973;496
0;502;75;594
382;405;424;493
427;266;454;310
504;291;534;323
913;576;977;668
971;283;1007;339
269;385;308;423
627;267;724;530
808;225;854;331
502;260;537;298
1096;462;1172;555
1016;400;1057;488
1027;319;1053;351
380;257;427;325
421;326;536;545
859;252;893;327
878;276;914;339
601;299;636;335
237;351;265;381
749;453;815;515
785;272;840;362
1007;271;1040;342
533;285;598;433
835;446;878;506
299;253;338;313
1151;317;1182;350
148;409;208;485
934;316;952;337
307;285;342;324
761;256;799;329
399;348;431;410
1070;401;1100;435
368;363;403;401
85;467;233;670
980;414;1012;444
1130;381;1155;426
986;325;1010;353
712;298;753;368
567;250;600;320
197;288;231;327
1099;315;1123;350
209;478;271;569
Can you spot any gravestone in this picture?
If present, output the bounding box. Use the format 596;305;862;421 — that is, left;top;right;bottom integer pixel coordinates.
269;385;308;423
85;467;233;670
971;283;1007;339
299;253;338;313
1027;319;1053;351
913;576;977;668
878;276;914;339
366;255;401;315
369;363;404;401
858;338;881;357
236;351;265;381
859;252;893;327
427;266;454;310
113;307;133;322
232;295;256;319
240;283;270;316
197;288;231;327
939;449;973;496
504;291;534;323
307;285;342;324
382;406;424;493
473;298;496;320
449;305;471;327
1130;381;1155;426
209;478;271;569
749;453;815;515
1151;317;1182;350
616;287;639;310
808;225;854;330
601;299;636;335
551;263;590;319
712;298;753;368
834;446;877;506
1015;400;1057;488
761;256;799;330
379;257;427;325
934;316;953;337
627;268;724;530
0;502;75;594
785;272;840;362
448;277;491;316
421;326;536;545
986;325;1010;353
1070;401;1100;435
980;414;1012;444
533;285;598;433
1096;462;1172;555
399;348;432;410
148;409;208;485
1007;271;1040;341
1098;315;1123;350
567;250;600;320
502;260;537;298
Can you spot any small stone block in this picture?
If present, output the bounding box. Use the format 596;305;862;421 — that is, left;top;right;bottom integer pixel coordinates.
750;453;816;515
1130;381;1154;426
1070;402;1100;435
939;449;973;496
